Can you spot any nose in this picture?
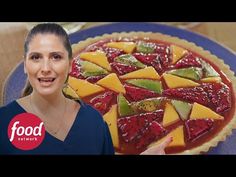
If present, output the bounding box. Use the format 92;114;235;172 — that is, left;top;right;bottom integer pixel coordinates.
41;59;52;75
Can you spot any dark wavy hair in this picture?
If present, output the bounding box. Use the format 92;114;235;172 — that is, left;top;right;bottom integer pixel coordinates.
21;23;73;98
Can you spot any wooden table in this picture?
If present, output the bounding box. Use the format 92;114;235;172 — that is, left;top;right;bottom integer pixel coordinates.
188;22;236;54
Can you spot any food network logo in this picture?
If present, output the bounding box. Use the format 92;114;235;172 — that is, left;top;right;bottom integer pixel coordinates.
8;113;45;150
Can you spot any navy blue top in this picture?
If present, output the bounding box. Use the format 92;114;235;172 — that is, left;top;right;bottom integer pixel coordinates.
0;100;114;155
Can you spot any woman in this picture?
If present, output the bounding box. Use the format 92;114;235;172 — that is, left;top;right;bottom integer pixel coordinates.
0;23;171;155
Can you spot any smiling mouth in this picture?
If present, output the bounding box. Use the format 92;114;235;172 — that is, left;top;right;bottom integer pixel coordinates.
38;78;56;82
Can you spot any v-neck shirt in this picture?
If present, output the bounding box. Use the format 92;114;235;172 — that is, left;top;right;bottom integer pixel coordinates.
0;100;114;155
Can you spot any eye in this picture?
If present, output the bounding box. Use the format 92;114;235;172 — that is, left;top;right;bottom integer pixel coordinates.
30;54;40;61
52;54;62;60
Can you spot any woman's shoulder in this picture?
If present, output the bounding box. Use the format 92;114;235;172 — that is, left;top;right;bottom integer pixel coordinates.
0;100;23;125
0;100;19;113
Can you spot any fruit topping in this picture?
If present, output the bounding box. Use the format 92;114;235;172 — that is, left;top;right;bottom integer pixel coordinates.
103;47;125;62
103;104;119;148
115;54;147;68
117;94;135;117
89;91;114;115
175;53;202;69
79;60;108;77
163;73;200;88
171;100;192;121
69;59;84;79
190;102;224;120
120;66;160;80
185;119;214;141
201;60;220;77
133;53;163;73
118;110;165;149
86;75;106;83
136;41;156;54
201;77;222;83
162;102;180;127
106;42;136;53
110;62;138;75
97;73;126;94
79;51;112;71
163;82;231;113
63;85;80;100
126;79;163;94
170;45;188;64
131;98;163;113
68;76;105;98
167;67;203;81
151;126;185;148
124;84;159;102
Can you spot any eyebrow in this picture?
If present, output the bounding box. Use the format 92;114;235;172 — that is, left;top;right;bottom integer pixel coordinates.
50;51;65;55
28;52;41;56
28;51;65;56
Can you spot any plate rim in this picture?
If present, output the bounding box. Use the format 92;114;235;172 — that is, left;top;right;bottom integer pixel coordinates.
69;22;236;73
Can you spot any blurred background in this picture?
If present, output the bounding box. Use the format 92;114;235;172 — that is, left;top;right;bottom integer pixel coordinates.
1;22;236;106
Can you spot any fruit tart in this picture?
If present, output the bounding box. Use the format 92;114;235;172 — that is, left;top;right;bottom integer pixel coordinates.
64;32;236;154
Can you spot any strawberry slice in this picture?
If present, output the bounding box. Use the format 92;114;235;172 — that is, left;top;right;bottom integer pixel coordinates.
89;91;115;115
133;53;159;65
175;53;202;69
111;62;138;75
124;84;159;102
69;59;85;79
86;75;106;83
118;109;164;144
203;82;231;113
158;53;171;70
133;53;163;73
155;43;170;54
163;86;210;106
155;44;171;69
185;119;214;141
103;47;125;63
133;44;171;73
135;121;166;149
163;83;231;113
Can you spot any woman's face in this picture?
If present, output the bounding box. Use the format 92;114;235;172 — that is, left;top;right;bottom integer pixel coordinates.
24;33;72;96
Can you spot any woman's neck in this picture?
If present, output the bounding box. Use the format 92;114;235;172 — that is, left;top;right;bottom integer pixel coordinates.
30;91;66;114
28;91;71;139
